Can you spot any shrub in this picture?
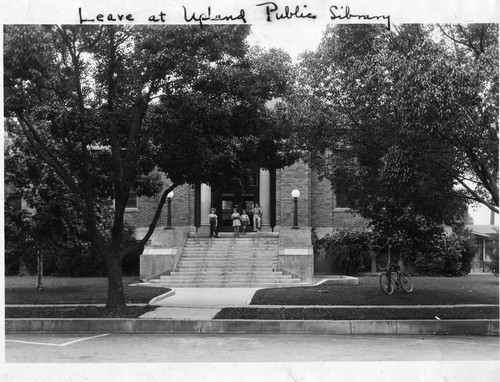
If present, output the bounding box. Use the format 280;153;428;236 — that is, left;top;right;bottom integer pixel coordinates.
412;233;476;276
316;229;372;275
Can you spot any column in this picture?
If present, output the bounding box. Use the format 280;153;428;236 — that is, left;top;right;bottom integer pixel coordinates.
200;183;211;228
259;168;271;231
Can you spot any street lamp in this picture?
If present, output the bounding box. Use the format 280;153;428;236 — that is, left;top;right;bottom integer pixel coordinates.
165;191;174;229
291;189;300;229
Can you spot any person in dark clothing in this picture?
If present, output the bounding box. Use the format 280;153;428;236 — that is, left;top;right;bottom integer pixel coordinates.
208;208;218;238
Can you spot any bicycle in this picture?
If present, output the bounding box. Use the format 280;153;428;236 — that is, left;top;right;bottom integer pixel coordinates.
379;262;413;295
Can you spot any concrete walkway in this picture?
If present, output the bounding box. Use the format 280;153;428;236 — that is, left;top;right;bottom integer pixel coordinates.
139;275;360;319
141;288;263;320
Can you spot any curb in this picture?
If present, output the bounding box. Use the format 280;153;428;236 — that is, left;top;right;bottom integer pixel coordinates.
148;290;176;305
5;318;499;336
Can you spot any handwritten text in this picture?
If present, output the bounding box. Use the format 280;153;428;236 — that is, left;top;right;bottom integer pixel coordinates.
256;2;317;22
330;6;391;31
183;6;247;27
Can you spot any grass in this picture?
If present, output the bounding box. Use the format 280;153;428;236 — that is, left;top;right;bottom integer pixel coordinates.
6;305;158;318
250;275;500;306
4;275;499;320
214;275;500;320
214;306;500;320
4;276;170;305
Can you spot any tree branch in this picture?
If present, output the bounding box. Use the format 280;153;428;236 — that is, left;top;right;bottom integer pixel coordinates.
16;115;87;213
136;184;179;249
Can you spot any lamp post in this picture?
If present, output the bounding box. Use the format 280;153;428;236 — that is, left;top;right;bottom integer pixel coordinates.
291;189;300;229
165;191;174;229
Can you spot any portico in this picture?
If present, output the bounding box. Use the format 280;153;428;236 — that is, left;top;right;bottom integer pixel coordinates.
197;167;274;232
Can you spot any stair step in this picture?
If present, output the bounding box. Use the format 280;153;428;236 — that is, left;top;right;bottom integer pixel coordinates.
163;274;293;279
150;235;301;287
150;281;302;287
171;270;285;275
160;282;297;286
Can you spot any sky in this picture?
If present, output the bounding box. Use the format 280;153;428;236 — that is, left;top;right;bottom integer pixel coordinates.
247;21;327;61
470;204;498;225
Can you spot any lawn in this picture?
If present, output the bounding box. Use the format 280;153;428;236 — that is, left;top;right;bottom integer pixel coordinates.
214;275;500;320
4;275;499;320
5;305;158;318
250;275;500;306
4;276;170;305
214;306;499;320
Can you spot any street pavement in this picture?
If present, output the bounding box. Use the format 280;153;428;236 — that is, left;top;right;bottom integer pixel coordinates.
5;284;500;381
5;332;500;363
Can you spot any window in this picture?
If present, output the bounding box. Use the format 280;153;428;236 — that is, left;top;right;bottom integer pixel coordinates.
126;190;138;209
248;172;258;186
335;190;351;209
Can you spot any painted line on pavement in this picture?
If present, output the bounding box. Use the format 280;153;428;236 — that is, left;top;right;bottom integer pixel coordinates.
6;333;110;347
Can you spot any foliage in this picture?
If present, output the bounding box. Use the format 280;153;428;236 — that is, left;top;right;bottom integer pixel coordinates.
4;207;33;276
4;25;295;308
3;193;139;277
316;229;373;275
314;225;477;277
279;24;498;258
412;233;477;276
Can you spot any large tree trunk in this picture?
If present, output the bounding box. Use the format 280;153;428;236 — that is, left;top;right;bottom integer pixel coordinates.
104;248;126;311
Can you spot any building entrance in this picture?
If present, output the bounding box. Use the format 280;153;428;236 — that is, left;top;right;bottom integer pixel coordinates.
212;166;260;232
195;165;275;232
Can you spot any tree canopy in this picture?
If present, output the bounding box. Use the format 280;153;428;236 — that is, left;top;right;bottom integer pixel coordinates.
278;23;498;249
4;25;295;309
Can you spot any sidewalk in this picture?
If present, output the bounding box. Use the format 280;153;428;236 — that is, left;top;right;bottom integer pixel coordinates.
141;287;262;319
138;275;359;319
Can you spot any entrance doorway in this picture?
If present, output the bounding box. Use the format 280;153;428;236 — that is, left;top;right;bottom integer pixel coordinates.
212;167;260;232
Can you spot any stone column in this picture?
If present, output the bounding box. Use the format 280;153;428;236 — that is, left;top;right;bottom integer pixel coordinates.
259;168;271;231
200;183;211;228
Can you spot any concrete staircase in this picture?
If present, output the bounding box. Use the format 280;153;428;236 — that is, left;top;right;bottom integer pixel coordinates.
149;234;303;287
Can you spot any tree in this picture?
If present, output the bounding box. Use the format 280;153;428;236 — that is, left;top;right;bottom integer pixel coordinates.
288;23;496;211
4;127;108;278
277;23;498;253
390;24;499;213
4;25;294;310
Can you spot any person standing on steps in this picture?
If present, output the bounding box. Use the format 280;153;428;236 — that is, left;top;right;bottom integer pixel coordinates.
208;208;219;238
231;207;241;236
240;209;250;235
252;203;263;231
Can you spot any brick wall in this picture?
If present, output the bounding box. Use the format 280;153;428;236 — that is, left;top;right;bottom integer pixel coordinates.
311;173;334;227
278;160;311;228
125;183;193;229
125;164;368;232
332;209;369;230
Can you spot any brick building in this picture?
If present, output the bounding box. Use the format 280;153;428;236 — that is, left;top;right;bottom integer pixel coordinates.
127;160;367;284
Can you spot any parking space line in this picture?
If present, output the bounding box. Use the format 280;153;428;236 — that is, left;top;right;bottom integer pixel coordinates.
6;333;110;347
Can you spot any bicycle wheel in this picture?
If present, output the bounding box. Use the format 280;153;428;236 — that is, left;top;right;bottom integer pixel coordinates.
399;271;413;293
379;273;394;295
